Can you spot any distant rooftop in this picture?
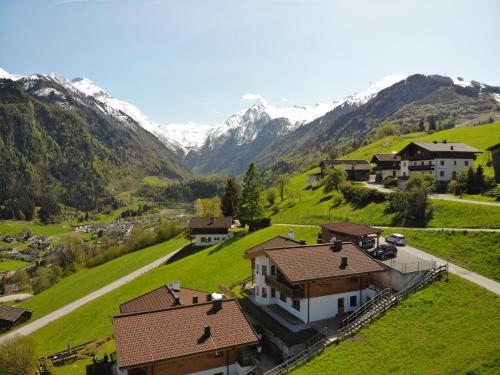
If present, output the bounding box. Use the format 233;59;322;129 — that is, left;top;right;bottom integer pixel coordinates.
188;216;232;229
401;141;481;154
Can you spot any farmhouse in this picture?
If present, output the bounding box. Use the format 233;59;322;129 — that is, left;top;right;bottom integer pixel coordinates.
486;143;500;183
397;141;481;188
318;222;381;248
319;160;371;181
244;240;388;325
113;298;259;375
0;304;32;332
188;216;233;247
370;153;401;181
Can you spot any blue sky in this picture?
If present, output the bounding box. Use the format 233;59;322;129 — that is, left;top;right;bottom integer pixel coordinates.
1;0;499;126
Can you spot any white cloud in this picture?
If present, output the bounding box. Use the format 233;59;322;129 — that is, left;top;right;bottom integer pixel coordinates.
281;97;289;102
243;93;263;101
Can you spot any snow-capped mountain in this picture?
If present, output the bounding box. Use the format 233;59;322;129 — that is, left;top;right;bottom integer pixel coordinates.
0;68;185;155
203;75;409;150
161;122;214;150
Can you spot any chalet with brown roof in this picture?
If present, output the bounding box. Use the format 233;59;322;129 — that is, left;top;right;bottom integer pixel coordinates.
397;141;481;188
245;240;388;324
319;222;381;248
0;304;32;332
188;216;233;247
319;160;371;181
113;299;259;375
370;153;401;181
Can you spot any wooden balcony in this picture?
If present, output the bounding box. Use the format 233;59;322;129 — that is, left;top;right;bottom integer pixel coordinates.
265;275;304;299
408;164;435;171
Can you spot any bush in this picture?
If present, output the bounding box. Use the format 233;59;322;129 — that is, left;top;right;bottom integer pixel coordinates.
0;336;38;375
241;218;272;232
383;177;398;188
448;179;459;195
340;182;387;207
265;189;276;206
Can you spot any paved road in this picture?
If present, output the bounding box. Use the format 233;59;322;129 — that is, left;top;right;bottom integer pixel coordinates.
395;243;500;295
0;245;186;344
0;293;33;303
275;223;500;232
362;182;500;207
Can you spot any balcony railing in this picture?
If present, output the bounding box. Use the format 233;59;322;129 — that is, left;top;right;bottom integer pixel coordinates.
265;275;304;299
408;164;435;171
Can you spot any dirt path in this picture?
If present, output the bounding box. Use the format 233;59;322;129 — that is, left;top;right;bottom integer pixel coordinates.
0;245;186;344
0;293;33;303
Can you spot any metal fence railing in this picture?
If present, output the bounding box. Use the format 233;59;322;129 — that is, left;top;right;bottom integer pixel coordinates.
387;258;436;273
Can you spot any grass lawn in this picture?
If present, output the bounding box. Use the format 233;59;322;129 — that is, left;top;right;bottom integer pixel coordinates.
28;226;320;359
447;193;499;203
0;221;72;237
142;175;169;187
293;275;500;375
269;170;500;228
0;258;30;272
381;229;500;281
343;121;500;176
16;236;189;321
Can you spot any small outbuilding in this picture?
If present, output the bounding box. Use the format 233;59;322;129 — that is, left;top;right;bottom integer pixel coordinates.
319;160;371;181
188;216;234;246
0;304;32;332
319;222;381;248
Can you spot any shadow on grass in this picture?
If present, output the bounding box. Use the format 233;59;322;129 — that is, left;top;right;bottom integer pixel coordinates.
166;243;209;264
316;194;333;205
207;230;249;255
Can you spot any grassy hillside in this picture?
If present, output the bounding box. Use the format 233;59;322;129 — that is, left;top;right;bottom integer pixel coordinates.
294;275;500;375
15;236;189;321
0;221;72;237
269;169;500;228
381;229;500;281
0;259;29;272
343;121;500;175
28;226;320;357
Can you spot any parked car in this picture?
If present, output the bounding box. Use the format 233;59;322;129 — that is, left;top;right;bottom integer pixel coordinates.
359;237;375;250
370;243;397;260
385;233;406;246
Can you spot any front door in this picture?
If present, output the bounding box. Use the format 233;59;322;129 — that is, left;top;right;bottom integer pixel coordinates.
337;297;345;314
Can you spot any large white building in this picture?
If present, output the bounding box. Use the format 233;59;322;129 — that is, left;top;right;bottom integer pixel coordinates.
397;141;481;188
244;237;387;324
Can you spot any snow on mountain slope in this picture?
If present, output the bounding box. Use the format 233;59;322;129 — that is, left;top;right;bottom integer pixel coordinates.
161;122;214;150
204;75;409;149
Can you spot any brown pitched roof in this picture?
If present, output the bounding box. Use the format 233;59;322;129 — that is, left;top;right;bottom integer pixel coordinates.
399;141;481;154
120;285;210;314
321;159;371;171
188;217;232;229
486;143;500;151
370;153;401;163
244;236;303;259
0;304;30;322
113;299;259;369
266;243;387;284
321;222;381;237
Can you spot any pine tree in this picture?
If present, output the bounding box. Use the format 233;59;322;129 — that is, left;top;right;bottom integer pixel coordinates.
220;178;241;217
466;167;475;194
428;115;437;132
238;163;264;223
418;118;425;132
475;165;485;193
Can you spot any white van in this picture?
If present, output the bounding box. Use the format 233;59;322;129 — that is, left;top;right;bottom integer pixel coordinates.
385;233;406;246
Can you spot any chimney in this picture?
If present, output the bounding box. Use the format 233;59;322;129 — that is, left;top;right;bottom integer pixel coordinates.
206;293;212;302
210;216;215;225
340;256;348;269
192;296;199;304
174;297;180;305
213;299;222;311
288;230;295;240
172;280;181;291
443;140;447;144
299;240;306;245
331;240;342;251
204;325;211;337
450;145;454;150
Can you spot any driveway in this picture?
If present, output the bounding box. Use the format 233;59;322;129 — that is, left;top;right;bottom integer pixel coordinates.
0;293;33;303
0;245;187;344
362;182;500;207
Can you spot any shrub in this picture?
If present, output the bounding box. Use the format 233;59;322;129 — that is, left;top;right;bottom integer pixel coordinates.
448;179;459;195
383;177;398;188
0;336;38;375
265;189;276;206
340;182;387;207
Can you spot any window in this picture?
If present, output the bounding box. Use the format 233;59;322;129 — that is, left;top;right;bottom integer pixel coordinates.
271;288;276;298
255;264;259;274
214;352;224;358
262;265;267;276
440;171;444;177
465;160;469;166
350;277;359;283
292;299;301;311
262;287;268;298
255;286;259;296
454;160;457;166
452;171;457;179
279;292;286;303
440;160;444;166
421;161;424;166
270;265;276;276
350;295;357;307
